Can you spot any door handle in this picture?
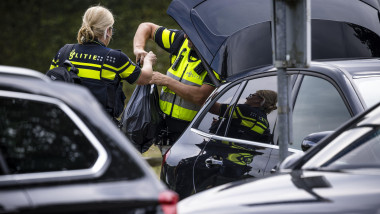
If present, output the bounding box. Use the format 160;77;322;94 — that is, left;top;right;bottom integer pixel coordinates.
205;156;223;168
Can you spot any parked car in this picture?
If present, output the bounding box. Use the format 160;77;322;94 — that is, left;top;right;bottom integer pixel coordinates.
0;66;178;213
177;101;380;214
161;0;380;199
0;65;50;81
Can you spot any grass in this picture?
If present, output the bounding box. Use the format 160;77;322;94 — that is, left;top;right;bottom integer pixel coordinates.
141;144;162;178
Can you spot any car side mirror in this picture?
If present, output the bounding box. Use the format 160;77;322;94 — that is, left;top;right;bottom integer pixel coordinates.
301;131;334;152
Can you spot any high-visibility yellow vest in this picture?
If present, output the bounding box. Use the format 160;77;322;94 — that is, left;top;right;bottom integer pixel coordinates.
159;40;209;122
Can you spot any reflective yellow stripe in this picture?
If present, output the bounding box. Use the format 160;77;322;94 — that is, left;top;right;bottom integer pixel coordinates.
170;32;175;44
159;99;197;122
101;69;116;80
119;63;136;79
49;64;57;70
104;61;129;72
162;29;171;49
71;61;101;68
78;68;100;80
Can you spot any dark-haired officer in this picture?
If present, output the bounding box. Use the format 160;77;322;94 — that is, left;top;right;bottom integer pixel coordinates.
133;22;220;154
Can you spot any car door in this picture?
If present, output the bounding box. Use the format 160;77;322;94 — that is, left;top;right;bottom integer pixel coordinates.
266;72;354;174
191;75;278;194
0;91;110;213
291;74;352;149
0;151;30;213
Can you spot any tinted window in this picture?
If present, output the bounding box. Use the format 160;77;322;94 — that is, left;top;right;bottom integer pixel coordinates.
312;20;380;59
197;84;240;134
292;76;351;149
0;97;98;174
196;76;278;143
212;20;380;78
194;0;270;35
195;0;380;37
217;22;272;77
226;76;278;142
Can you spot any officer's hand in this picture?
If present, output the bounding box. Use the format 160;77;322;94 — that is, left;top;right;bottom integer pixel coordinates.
149;71;168;86
144;51;157;65
134;48;148;64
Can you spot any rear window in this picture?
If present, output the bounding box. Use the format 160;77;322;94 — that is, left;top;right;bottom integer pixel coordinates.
194;0;270;36
312;20;380;60
216;20;380;77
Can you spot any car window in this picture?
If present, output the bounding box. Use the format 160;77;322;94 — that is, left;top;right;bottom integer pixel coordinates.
303;126;380;170
194;0;270;36
196;76;278;143
353;76;380;108
312;20;380;59
225;76;278;143
197;84;240;134
326;128;380;169
292;75;351;150
0;96;98;174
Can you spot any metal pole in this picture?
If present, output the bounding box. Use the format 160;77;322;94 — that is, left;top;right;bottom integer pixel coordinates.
272;0;310;162
272;0;289;162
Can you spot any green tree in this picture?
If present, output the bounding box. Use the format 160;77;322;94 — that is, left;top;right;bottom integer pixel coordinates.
0;0;179;99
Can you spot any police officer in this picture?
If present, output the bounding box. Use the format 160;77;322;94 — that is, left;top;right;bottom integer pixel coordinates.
133;22;220;153
50;6;156;121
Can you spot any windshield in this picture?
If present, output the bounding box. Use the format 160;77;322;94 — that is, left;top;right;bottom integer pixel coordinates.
353;76;380;108
303;126;380;171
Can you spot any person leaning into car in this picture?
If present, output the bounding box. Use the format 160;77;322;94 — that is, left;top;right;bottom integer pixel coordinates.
49;6;156;121
133;22;220;154
210;90;277;143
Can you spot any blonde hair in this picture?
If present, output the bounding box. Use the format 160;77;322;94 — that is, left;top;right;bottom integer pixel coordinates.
256;90;278;114
77;6;114;44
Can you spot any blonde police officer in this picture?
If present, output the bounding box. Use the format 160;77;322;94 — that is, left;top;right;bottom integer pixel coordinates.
50;6;156;121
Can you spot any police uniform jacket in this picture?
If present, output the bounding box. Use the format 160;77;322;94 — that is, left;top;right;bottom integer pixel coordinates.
50;40;141;117
154;27;218;133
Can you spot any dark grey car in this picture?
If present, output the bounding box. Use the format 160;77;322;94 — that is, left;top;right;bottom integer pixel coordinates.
0;66;178;213
178;101;380;214
161;0;380;199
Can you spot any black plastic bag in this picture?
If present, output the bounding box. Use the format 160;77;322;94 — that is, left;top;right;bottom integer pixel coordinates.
121;84;163;153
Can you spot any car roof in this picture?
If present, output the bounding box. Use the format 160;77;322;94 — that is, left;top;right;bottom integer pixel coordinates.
0;65;50;81
168;0;380;78
319;59;380;77
226;58;380;82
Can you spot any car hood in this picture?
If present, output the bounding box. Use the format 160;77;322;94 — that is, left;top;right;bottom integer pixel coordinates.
167;0;380;78
178;170;380;214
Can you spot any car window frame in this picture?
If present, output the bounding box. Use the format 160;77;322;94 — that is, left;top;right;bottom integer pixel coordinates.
285;71;354;149
192;72;303;154
293;71;354;116
0;90;109;186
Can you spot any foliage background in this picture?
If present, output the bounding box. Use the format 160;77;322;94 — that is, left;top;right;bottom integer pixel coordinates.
0;0;179;99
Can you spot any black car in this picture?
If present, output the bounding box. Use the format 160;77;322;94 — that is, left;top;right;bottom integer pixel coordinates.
161;0;380;199
0;66;178;213
177;101;380;214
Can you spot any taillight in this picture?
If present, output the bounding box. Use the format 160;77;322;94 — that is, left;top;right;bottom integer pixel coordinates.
161;149;171;168
159;190;178;214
